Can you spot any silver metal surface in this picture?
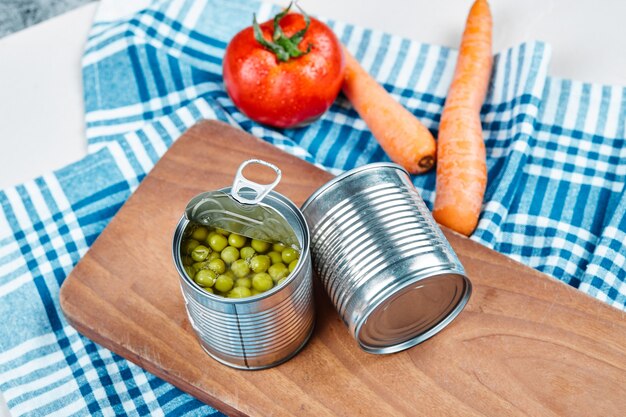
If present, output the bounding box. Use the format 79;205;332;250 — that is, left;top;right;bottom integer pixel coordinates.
173;164;314;370
302;163;471;354
184;160;298;247
230;159;281;205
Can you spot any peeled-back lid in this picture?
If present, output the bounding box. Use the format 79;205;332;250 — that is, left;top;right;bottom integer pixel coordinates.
184;159;299;248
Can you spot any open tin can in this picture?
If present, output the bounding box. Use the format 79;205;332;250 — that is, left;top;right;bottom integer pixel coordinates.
302;163;471;354
172;160;314;370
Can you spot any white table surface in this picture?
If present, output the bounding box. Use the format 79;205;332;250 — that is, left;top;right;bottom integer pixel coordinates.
0;0;625;414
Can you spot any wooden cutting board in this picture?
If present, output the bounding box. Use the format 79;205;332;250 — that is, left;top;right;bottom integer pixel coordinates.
60;120;626;417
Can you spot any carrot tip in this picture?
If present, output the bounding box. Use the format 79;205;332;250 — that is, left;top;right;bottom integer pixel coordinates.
418;156;435;170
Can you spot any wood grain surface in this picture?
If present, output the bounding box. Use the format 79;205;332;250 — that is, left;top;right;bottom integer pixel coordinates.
60;120;626;417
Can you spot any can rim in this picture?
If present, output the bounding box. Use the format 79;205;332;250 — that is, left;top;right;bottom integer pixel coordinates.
301;162;408;211
172;190;310;305
355;271;472;354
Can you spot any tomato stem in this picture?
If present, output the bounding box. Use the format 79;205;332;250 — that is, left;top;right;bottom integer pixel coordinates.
253;2;312;62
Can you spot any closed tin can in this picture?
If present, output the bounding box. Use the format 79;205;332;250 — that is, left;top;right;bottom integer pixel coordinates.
172;160;314;369
302;163;471;354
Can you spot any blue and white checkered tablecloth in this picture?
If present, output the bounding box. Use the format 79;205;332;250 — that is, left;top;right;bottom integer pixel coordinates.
1;0;625;415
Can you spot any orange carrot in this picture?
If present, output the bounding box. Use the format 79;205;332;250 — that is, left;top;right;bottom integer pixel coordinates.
433;0;493;236
341;46;437;174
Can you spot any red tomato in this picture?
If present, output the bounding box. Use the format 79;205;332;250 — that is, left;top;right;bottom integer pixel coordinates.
223;7;345;128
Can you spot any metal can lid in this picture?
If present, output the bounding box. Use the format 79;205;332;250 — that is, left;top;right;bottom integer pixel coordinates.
184;159;299;248
356;273;471;354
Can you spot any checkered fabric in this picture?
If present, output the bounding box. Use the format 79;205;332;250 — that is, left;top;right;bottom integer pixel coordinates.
1;0;624;415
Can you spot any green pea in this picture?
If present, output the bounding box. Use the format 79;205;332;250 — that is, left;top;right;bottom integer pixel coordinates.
221;246;240;264
206;231;218;243
227;287;251;298
182;239;200;254
235;277;252;289
183;265;195;278
250;255;270;273
281;248;299;264
191;226;209;242
214;274;234;292
268;263;289;282
252;273;274;292
203;287;214;294
277;277;288;285
216;227;230;236
207;251;221;262
251;239;271;253
289;259;298;273
208;234;228;252
272;242;287;253
228;233;247;248
194;269;217;287
267;251;282;264
191;245;211;262
192;261;208;271
207;258;226;274
225;269;236;279
250;288;262;296
231;259;250;278
240;246;256;260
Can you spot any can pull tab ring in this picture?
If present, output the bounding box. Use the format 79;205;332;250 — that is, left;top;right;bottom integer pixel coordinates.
231;159;282;205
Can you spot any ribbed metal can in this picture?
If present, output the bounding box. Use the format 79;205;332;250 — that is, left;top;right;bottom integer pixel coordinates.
172;161;314;370
302;163;471;354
